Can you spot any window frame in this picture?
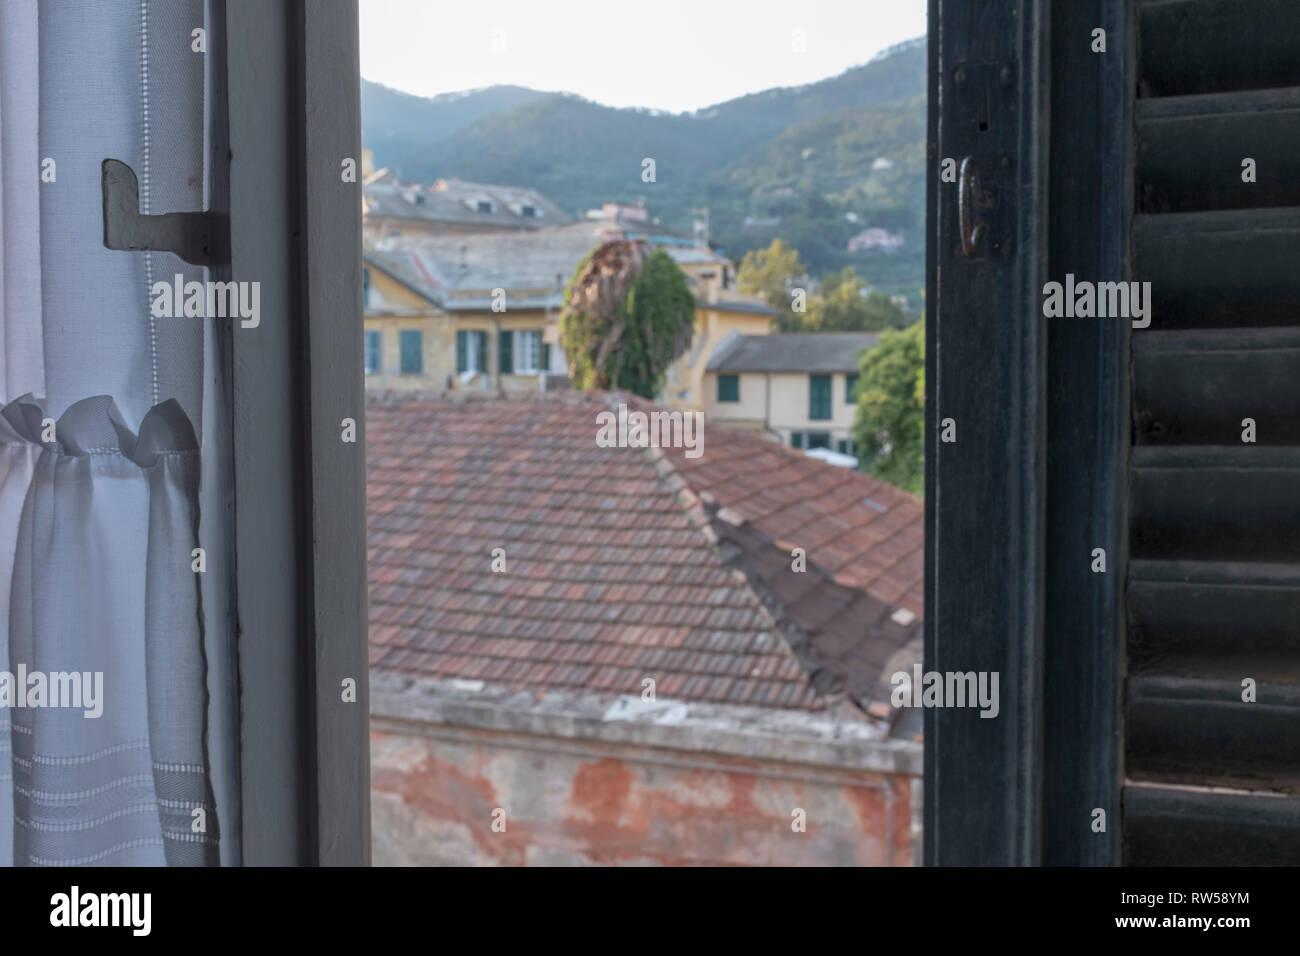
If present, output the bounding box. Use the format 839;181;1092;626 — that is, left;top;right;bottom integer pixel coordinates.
925;0;1128;866
364;329;381;375
457;328;486;374
224;0;369;866
514;329;543;374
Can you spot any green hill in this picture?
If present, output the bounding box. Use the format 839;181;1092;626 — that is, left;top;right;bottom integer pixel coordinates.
362;36;926;301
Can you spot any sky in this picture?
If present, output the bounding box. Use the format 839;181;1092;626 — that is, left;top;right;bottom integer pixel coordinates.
359;0;928;114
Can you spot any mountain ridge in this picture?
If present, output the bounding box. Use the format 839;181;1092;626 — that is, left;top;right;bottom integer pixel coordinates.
361;36;926;300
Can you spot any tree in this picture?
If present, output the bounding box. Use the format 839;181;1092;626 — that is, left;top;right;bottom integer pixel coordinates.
736;238;805;331
559;240;696;399
853;318;924;494
805;266;907;332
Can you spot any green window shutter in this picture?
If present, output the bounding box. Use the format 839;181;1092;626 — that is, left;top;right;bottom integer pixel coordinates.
542;342;551;372
809;374;832;420
476;331;488;373
399;329;423;374
809;374;830;418
791;432;803;449
499;330;513;375
846;373;859;403
364;330;381;374
456;330;467;373
837;439;849;455
717;374;739;402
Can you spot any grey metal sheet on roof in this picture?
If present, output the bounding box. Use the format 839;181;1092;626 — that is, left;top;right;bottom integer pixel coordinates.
707;333;880;373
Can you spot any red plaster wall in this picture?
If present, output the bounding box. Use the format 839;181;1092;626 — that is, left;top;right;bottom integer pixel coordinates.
371;726;916;866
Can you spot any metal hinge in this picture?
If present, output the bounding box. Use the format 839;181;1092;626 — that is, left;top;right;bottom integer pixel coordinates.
101;158;227;267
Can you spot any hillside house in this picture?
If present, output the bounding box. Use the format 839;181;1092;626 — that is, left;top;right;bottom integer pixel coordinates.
704;332;879;454
847;227;906;253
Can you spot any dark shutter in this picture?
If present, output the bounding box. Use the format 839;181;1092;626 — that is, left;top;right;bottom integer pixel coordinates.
808;375;831;420
456;329;467;373
476;331;488;373
399;329;422;374
845;373;859;403
717;374;739;402
499;329;513;375
1124;0;1300;866
542;342;551;371
791;432;803;449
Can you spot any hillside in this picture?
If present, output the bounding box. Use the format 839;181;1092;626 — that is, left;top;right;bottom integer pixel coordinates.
361;37;926;302
360;81;550;164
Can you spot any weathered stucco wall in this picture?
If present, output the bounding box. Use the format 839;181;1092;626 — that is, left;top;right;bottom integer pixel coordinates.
371;723;916;867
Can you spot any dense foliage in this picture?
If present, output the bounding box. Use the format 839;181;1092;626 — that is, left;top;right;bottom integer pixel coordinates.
559;241;696;399
852;319;925;494
737;241;908;332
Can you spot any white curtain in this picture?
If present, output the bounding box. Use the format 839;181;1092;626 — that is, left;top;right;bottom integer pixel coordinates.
0;0;237;865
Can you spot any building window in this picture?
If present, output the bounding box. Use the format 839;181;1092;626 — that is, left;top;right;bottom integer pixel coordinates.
514;330;543;373
791;432;803;449
837;439;855;456
809;374;832;420
399;329;423;375
476;200;493;214
457;329;486;374
364;329;381;375
846;373;859;403
722;265;731;290
807;432;831;450
521;204;536;217
362;267;371;308
717;374;739;402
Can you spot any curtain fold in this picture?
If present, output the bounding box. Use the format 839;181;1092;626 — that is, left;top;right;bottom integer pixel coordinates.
2;395;217;865
0;0;235;865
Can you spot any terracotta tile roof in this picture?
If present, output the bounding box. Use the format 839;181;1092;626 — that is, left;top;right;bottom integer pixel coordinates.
367;392;821;711
654;403;924;617
366;391;925;718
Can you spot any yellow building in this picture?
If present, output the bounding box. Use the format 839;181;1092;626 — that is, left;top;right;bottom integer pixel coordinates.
702;332;880;455
657;246;780;410
363;254;565;394
362;223;781;407
362;176;572;241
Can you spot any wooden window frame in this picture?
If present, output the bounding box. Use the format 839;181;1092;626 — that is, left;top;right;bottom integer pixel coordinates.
925;0;1129;865
221;0;369;866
